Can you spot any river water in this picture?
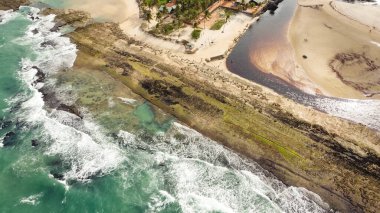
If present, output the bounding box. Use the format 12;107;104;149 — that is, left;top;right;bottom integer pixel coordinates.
0;4;332;213
227;0;380;130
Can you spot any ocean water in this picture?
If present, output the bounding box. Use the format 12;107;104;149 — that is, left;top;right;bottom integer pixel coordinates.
0;6;331;213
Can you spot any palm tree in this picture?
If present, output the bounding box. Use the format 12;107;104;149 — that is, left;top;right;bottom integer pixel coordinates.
146;10;152;23
203;9;210;29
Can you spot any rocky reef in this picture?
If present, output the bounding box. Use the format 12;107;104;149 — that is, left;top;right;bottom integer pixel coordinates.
0;0;29;10
65;20;380;212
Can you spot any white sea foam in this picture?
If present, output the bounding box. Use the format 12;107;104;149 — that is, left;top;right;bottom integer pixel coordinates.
180;193;236;213
118;97;137;105
311;98;380;130
12;7;124;183
20;193;43;206
0;9;17;25
148;190;177;212
0;136;4;148
122;122;330;213
118;130;137;146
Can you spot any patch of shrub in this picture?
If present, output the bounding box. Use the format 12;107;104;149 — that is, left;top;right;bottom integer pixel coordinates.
191;29;201;40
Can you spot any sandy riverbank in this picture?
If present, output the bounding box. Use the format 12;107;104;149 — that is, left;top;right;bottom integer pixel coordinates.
289;0;380;99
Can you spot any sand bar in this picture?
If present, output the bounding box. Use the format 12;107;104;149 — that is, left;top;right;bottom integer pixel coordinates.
289;0;380;99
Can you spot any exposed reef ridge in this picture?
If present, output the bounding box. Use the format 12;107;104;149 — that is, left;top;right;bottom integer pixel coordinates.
66;19;379;212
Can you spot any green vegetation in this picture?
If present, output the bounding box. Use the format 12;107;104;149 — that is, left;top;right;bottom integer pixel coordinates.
191;29;201;40
161;23;175;34
210;19;225;30
141;0;220;35
151;19;184;35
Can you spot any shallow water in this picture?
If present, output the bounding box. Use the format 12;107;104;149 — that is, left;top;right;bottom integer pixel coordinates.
227;0;380;130
0;5;332;213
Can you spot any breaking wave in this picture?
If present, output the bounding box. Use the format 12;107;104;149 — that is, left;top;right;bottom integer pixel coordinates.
10;6;124;183
0;9;17;25
119;123;331;213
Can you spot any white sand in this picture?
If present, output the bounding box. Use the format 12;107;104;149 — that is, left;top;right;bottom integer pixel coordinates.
65;0;129;22
119;0;257;67
52;0;257;72
332;1;380;30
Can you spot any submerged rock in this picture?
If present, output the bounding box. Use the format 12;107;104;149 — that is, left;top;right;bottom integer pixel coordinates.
0;120;12;129
3;132;16;147
31;139;38;147
50;171;64;180
32;66;46;85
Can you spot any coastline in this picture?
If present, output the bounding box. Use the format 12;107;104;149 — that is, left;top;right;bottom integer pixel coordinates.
1;1;380;212
67;18;380;212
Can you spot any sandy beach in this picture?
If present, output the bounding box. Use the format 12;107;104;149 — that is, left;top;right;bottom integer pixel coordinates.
119;0;259;69
61;0;258;71
289;0;380;99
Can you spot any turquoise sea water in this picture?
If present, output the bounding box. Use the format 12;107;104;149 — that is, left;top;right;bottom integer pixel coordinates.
0;5;331;213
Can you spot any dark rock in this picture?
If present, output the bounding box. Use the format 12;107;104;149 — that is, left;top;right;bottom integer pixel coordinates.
216;153;231;168
57;104;83;119
121;62;133;76
40;40;56;48
50;24;60;32
0;120;12;129
31;139;38;147
51;171;64;180
3;132;16;147
31;28;39;34
303;55;308;59
39;87;60;108
32;66;46;85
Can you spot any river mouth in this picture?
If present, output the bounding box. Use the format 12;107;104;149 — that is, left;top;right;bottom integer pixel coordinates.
227;0;299;97
227;0;380;130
